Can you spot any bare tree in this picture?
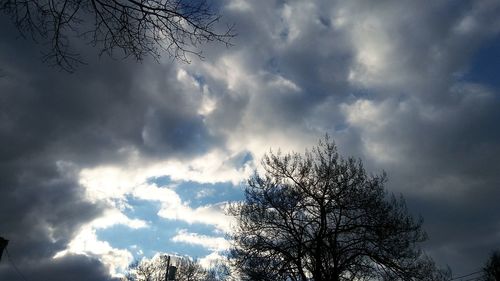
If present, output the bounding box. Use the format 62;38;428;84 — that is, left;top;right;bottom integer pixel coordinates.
484;251;500;281
124;254;231;281
175;257;208;281
205;260;233;281
125;258;163;281
0;0;234;71
228;136;449;281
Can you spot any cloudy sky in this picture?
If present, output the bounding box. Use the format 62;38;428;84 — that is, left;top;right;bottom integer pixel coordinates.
1;0;500;280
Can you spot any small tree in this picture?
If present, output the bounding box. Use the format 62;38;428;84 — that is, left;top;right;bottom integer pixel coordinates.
0;0;234;71
229;137;448;281
124;254;231;281
175;257;209;281
205;260;233;281
125;258;161;281
484;251;500;281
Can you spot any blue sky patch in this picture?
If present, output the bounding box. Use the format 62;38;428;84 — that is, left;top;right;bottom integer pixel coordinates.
463;36;500;89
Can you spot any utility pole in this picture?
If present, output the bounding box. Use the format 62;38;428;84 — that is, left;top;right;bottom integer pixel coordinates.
164;255;170;281
168;265;177;281
0;237;8;262
163;255;177;281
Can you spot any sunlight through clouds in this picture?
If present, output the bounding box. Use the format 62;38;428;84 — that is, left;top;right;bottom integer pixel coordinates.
53;208;148;277
1;0;500;279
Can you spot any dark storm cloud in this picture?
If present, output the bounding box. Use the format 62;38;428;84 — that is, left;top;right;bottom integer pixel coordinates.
0;151;115;280
327;1;500;273
0;254;114;281
142;107;216;157
196;0;499;274
188;0;500;274
0;12;220;279
1;0;500;279
342;84;500;272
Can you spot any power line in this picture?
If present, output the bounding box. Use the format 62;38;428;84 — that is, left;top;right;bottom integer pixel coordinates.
5;247;30;281
461;274;486;281
449;269;484;281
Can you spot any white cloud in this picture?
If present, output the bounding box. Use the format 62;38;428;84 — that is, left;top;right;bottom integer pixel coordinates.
159;149;254;185
226;0;251;11
341;99;403;164
84;169;237;232
176;68;218;116
54;225;133;277
171;229;230;251
92;208;149;229
80;163;147;202
268;73;301;93
132;183;234;232
342;99;390;131
342;4;414;89
198;251;228;269
453;0;500;36
80;149;253;202
159;202;234;232
53;207;147;276
73;147;245;274
201;53;260;94
196;188;216;199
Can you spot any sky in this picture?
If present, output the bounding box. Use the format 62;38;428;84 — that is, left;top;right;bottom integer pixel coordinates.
0;0;500;280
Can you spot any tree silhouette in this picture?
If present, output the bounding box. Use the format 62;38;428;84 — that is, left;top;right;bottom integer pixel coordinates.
484;251;500;281
0;0;234;71
205;260;233;281
228;136;449;281
124;254;231;281
0;237;8;262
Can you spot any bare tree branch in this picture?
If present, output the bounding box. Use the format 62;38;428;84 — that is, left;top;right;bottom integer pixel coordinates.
0;0;235;72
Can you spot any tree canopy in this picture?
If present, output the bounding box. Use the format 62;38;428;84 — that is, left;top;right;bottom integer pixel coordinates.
228;137;449;281
0;0;234;71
